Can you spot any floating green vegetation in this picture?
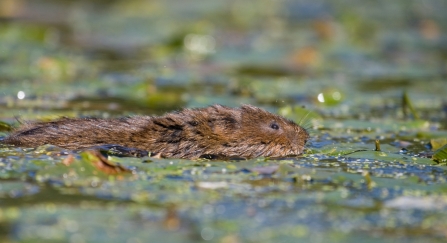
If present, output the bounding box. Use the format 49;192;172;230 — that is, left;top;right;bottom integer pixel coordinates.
433;144;447;164
0;0;447;242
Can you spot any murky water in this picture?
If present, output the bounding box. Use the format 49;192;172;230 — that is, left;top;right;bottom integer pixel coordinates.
0;0;447;242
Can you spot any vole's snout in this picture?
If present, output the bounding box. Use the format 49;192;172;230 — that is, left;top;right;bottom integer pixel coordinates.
288;133;303;146
289;131;308;155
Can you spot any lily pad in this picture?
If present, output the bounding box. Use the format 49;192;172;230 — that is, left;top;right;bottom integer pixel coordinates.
433;144;447;164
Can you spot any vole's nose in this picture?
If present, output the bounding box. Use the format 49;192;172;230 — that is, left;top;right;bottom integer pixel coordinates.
287;133;301;147
288;129;308;150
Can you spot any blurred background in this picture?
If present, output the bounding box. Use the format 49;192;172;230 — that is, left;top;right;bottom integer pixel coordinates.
0;0;446;123
1;1;447;243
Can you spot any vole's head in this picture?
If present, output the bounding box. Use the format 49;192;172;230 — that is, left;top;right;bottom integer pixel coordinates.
236;105;308;158
200;104;309;158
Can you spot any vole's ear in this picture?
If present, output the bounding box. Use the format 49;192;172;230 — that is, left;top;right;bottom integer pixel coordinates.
240;104;257;111
212;105;242;130
210;104;232;113
230;109;241;124
240;104;268;116
240;104;266;118
220;107;241;130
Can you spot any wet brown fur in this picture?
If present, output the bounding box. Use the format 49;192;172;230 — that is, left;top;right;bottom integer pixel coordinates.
2;105;309;159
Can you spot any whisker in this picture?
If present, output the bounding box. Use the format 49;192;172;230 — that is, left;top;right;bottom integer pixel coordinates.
14;116;24;125
298;109;312;126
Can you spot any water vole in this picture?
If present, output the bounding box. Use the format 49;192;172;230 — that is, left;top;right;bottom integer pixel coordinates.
2;105;309;159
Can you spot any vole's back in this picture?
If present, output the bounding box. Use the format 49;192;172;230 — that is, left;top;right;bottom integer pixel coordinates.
2;105;309;159
3;117;155;150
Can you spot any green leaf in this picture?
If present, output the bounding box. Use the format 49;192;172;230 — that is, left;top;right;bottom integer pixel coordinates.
0;120;12;132
430;138;447;150
433;144;447;164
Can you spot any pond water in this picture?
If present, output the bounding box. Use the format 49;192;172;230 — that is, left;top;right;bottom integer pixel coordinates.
0;0;447;242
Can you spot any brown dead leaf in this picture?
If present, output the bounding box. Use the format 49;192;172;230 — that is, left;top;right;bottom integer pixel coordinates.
62;154;75;166
83;150;131;174
289;46;320;69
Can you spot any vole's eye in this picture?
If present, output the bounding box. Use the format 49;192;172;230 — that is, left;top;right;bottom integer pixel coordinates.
270;123;280;130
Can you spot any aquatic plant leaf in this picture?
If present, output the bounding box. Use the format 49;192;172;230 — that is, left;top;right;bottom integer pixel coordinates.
1;1;447;242
416;131;447;139
321;119;429;132
313;142;400;157
346;150;435;165
0;120;12;132
402;91;420;119
433;144;447;164
35;150;131;186
430;138;447;150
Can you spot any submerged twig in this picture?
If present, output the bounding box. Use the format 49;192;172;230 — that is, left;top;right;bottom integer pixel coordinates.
374;140;381;151
402;91;420;120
